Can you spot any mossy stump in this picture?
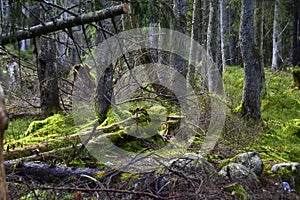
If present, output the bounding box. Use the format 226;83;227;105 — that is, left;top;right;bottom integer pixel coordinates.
163;116;184;139
292;69;300;89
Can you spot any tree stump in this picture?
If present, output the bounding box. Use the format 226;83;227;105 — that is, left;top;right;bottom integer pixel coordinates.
292;69;300;89
163;116;185;140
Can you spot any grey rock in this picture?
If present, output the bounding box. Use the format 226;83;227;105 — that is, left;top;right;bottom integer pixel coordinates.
271;162;300;173
219;163;260;185
169;153;217;180
232;151;263;176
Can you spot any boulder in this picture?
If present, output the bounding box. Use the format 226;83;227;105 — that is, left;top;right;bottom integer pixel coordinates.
168;153;217;180
219;163;260;185
231;151;263;176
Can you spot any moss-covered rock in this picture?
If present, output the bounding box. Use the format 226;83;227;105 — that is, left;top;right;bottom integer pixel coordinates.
25;114;75;137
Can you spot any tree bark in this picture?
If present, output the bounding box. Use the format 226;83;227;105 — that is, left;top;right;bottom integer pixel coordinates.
292;0;300;66
227;3;236;66
0;4;129;45
206;0;223;93
36;4;61;117
239;0;262;121
255;0;264;68
0;84;9;200
220;0;228;72
188;0;202;88
207;0;220;66
201;0;209;47
172;0;187;76
95;0;114;124
271;0;281;71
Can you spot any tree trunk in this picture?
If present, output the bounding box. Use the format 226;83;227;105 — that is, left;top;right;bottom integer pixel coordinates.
207;0;220;67
0;84;9;200
36;4;61;117
227;3;236;66
239;0;262;121
271;0;281;71
201;0;209;47
220;0;228;72
96;67;113;124
255;0;264;69
206;0;223;92
255;0;266;95
188;0;202;88
292;0;300;66
95;0;114;124
172;0;187;76
37;37;61;117
0;4;129;46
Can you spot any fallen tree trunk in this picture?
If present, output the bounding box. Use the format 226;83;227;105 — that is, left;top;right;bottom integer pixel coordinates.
4;161;106;183
4;116;135;161
0;4;129;45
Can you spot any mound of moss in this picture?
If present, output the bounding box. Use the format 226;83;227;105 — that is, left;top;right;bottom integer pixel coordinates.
25;114;76;138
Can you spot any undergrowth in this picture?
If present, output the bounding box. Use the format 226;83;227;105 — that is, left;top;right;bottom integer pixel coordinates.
4;66;300;172
223;66;300;169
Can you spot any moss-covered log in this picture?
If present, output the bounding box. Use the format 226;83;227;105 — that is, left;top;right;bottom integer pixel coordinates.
4;161;105;183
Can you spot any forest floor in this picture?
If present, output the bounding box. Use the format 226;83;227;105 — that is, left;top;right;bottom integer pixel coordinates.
3;66;300;199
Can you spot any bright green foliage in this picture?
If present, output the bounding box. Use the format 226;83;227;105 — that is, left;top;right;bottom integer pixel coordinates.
283;119;300;136
5;117;35;141
223;66;244;109
259;70;300;164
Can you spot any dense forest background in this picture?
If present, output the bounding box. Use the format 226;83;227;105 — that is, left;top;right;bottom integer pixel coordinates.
0;0;299;199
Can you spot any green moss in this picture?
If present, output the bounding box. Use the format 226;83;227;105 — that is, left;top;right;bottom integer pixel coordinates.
5;117;35;141
129;107;151;126
25;114;75;137
5;114;76;149
222;67;300;174
222;183;250;200
283;119;300;136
